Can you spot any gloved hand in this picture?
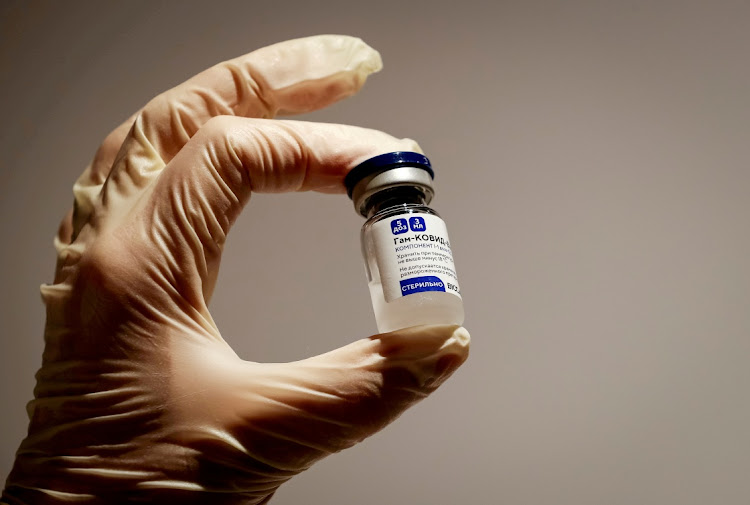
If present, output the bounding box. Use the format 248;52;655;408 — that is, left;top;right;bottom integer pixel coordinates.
1;35;470;505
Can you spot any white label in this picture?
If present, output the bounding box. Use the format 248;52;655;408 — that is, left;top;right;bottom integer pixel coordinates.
372;213;461;302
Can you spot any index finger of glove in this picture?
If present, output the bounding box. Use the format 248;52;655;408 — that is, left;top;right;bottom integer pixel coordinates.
136;119;419;306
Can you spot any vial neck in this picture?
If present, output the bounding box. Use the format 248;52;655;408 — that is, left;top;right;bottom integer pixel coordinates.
364;186;428;218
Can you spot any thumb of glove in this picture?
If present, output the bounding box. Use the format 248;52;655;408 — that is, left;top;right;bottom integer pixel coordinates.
168;325;470;498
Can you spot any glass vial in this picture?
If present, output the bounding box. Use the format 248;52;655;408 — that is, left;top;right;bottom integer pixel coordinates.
345;152;464;333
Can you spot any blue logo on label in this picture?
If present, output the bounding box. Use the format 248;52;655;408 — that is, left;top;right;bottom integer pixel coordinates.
409;216;426;232
391;218;409;235
400;276;446;296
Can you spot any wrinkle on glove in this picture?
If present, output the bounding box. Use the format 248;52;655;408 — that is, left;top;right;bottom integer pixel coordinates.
70;35;382;241
2;35;469;505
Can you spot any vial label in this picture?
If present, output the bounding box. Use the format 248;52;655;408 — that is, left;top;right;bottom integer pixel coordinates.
372;213;461;302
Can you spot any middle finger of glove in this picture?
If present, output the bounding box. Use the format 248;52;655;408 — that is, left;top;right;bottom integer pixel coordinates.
72;35;383;237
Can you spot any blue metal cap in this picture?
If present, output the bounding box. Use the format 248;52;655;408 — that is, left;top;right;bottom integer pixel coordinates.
344;151;433;199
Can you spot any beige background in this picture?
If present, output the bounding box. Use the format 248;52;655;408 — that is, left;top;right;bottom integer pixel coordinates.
2;0;749;503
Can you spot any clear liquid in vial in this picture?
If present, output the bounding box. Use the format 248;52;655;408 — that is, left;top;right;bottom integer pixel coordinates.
368;280;464;333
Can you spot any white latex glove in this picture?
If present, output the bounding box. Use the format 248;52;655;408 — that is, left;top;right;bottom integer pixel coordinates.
1;35;470;505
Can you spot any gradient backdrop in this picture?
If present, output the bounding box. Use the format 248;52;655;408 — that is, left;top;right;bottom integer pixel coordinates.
2;1;749;503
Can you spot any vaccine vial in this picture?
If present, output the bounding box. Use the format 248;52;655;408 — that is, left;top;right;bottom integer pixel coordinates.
345;152;464;333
